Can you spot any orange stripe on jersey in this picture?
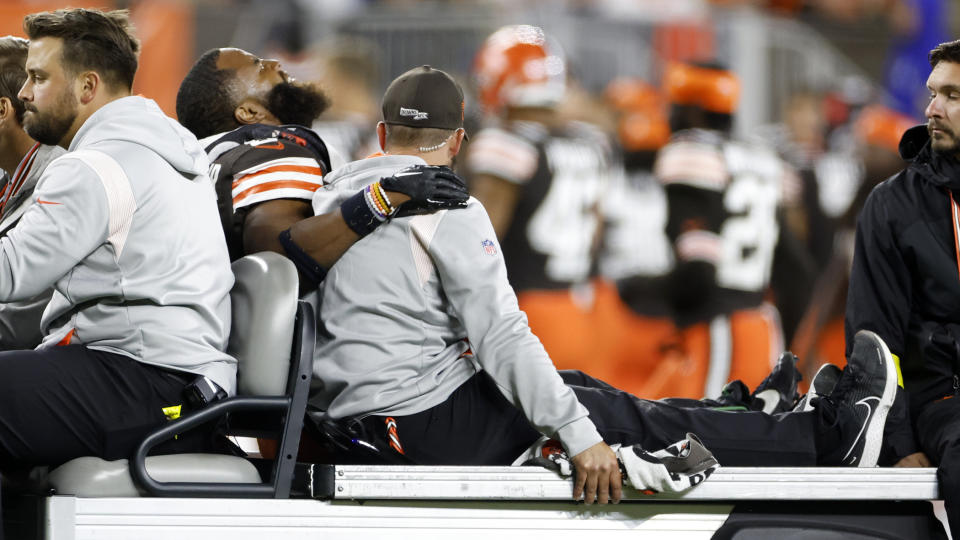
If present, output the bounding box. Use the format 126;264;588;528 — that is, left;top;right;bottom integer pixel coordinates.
232;164;325;189
233;180;323;204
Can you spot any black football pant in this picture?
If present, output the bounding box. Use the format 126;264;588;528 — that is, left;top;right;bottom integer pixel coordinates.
0;345;203;468
916;397;960;539
359;370;842;467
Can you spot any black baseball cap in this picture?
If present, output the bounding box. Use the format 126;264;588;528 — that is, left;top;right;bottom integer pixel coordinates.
382;65;465;132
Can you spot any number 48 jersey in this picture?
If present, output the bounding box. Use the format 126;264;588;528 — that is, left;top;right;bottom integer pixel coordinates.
654;128;794;323
466;120;612;292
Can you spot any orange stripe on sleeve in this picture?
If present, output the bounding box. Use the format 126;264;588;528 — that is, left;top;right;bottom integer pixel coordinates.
231;164;326;189
232;180;323;204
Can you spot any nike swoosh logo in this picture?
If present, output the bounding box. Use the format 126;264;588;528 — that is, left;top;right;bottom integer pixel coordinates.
256;142;284;150
842;396;878;464
36;199;61;205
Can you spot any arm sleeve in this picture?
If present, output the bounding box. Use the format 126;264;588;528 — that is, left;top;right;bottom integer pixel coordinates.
465;128;539;186
428;203;603;456
228;140;325;211
844;184;912;359
0;157;108;301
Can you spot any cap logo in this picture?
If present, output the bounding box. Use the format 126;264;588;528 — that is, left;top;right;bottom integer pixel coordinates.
400;107;429;120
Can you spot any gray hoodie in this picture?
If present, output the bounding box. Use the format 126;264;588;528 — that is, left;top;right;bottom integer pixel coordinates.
0;96;236;393
310;154;602;457
0;143;64;349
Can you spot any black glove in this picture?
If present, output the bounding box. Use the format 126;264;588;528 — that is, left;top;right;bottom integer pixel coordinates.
380;165;469;216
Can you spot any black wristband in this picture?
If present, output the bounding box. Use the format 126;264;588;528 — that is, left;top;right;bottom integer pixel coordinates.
278;228;328;286
340;189;383;237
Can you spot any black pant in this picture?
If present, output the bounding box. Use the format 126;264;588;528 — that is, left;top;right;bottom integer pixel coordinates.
0;345;197;467
917;397;960;539
361;370;832;467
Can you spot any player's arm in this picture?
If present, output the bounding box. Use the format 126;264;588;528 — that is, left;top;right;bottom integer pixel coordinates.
464;128;539;239
243;199;313;257
227;138;328;262
470;173;521;239
283;165;468;290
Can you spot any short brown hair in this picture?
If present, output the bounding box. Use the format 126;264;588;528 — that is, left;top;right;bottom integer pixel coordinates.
0;37;28;123
384;124;455;149
930;40;960;68
23;8;140;91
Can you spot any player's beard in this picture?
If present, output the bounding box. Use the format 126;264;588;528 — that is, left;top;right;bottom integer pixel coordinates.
928;121;960;156
266;80;331;127
23;85;79;146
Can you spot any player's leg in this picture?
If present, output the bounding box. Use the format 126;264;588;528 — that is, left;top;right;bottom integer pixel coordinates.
569;330;896;467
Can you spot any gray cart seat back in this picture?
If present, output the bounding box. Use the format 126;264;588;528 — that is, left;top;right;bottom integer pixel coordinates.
49;252;304;497
231;252;298;397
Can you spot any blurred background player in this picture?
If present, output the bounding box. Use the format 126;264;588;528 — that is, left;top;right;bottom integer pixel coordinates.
594;77;682;396
653;60;817;398
308;36;383;162
465;24;618;374
789;104;917;375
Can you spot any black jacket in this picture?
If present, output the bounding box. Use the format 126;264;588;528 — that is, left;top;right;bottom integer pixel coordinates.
846;125;960;427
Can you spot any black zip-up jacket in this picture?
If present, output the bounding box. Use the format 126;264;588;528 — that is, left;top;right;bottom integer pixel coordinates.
846;125;960;436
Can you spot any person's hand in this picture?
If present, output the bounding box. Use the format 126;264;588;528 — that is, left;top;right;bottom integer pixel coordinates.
570;442;622;505
894;451;932;467
380;165;469;215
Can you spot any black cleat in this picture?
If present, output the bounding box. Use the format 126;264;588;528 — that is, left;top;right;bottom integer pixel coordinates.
750;351;802;414
713;379;752;410
794;362;842;412
824;330;897;467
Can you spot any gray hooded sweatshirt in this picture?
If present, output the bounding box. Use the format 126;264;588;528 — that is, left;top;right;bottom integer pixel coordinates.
0;96;236;393
0;143;64;349
310;154;602;457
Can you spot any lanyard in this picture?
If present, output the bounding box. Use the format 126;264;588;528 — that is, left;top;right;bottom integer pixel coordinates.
0;142;41;218
951;189;960;283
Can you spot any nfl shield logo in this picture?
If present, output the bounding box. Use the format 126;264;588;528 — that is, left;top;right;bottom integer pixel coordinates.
482;239;497;256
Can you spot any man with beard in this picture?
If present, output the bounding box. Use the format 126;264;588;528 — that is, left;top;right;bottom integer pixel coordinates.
845;38;960;538
2;7;235;466
0;36;63;349
177;49;467;282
